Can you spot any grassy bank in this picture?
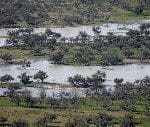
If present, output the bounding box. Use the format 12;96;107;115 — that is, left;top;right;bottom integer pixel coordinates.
0;96;149;127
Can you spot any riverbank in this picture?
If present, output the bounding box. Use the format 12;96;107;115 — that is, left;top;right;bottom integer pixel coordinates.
123;58;150;64
0;82;72;89
0;79;150;127
0;19;150;38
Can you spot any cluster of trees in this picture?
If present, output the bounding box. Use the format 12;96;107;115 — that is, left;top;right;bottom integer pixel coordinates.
0;112;137;127
68;71;106;88
3;23;150;66
1;0;149;27
66;113;138;127
114;76;150;114
114;0;149;15
0;70;48;85
0;0;48;27
0;113;56;127
6;28;61;50
0;75;149;126
68;71;150;115
51;23;149;65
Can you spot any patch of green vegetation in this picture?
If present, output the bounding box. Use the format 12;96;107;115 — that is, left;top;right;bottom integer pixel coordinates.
0;0;149;27
110;8;150;23
0;96;149;127
0;97;15;106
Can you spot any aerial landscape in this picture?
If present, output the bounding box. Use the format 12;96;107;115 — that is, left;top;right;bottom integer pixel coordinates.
0;0;150;127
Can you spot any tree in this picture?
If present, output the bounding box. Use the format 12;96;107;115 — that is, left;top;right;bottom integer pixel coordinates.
22;90;37;107
92;26;101;37
68;74;89;88
39;88;47;105
50;51;64;64
0;53;12;63
77;31;90;43
96;113;113;127
120;101;136;111
0;116;8;127
45;29;54;36
18;73;32;85
5;83;21;98
6;83;22;106
12;119;29;127
120;114;137;127
37;113;56;127
0;74;14;84
114;78;124;93
33;47;43;56
145;101;150;116
87;71;106;93
140;23;150;36
34;70;48;83
114;78;124;84
8;83;21;91
65;117;89;127
11;93;22;106
68;71;106;89
134;5;143;15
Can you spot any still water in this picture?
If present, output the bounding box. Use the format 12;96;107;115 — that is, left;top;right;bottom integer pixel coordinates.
0;59;149;97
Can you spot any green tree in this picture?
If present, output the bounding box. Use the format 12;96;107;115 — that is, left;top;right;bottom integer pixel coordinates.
34;70;48;83
0;53;12;63
18;73;32;85
0;116;8;127
65;117;89;127
0;74;14;84
37;113;56;127
22;90;37;107
96;113;113;127
120;114;137;127
12;119;29;127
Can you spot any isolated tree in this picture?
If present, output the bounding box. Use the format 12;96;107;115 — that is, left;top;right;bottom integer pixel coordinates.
34;70;48;83
140;23;150;35
22;90;37;107
33;47;43;56
18;73;32;85
50;51;64;64
68;74;89;88
0;116;8;127
92;26;101;37
37;113;56;127
0;53;12;63
96;113;113;127
8;83;21;91
87;71;106;93
134;5;143;15
11;93;22;106
12;119;29;127
78;31;90;43
45;29;54;36
114;78;124;84
22;60;31;68
0;74;14;84
39;88;47;105
65;117;89;127
120;114;137;127
120;101;136;111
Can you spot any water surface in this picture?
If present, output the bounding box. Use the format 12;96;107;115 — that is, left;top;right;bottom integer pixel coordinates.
0;60;149;86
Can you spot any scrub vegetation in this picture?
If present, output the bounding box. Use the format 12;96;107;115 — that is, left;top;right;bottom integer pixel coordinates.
0;0;150;27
